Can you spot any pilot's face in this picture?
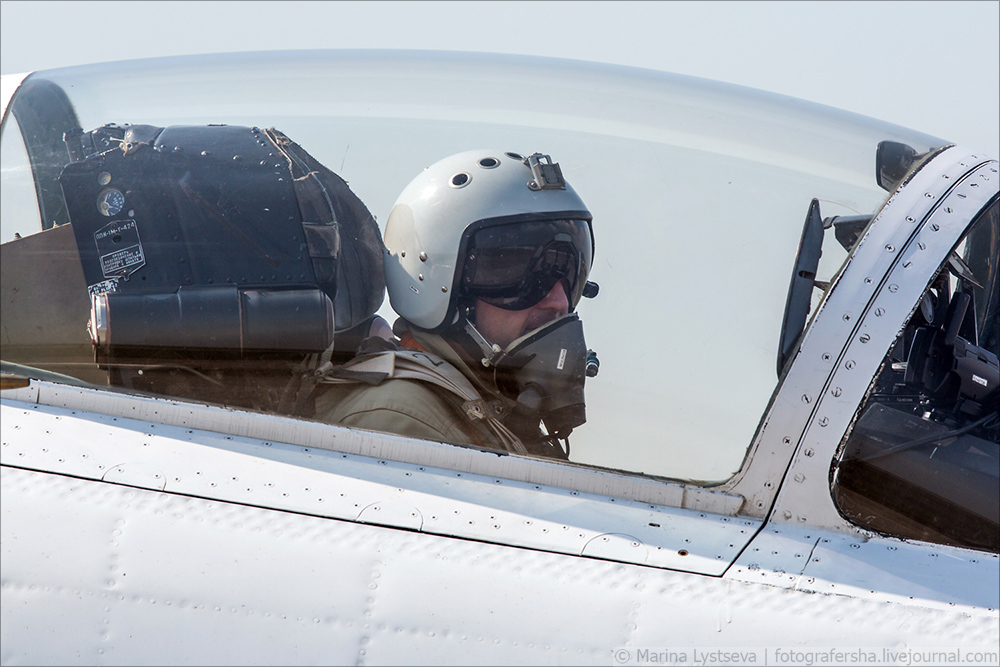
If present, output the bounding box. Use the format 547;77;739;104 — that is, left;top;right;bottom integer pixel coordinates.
475;282;570;349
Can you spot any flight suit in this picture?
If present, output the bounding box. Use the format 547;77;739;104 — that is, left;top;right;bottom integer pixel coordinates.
311;324;569;460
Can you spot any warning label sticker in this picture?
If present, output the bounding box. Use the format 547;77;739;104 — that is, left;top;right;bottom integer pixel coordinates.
87;278;120;297
94;219;145;279
101;245;144;274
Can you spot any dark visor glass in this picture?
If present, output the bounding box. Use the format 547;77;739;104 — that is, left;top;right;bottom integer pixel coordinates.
461;219;593;311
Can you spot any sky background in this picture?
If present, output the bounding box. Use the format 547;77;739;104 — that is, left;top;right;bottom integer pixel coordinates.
1;1;998;158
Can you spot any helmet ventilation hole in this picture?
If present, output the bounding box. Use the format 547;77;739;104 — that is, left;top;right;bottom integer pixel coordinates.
478;157;499;169
505;152;524;161
450;173;471;188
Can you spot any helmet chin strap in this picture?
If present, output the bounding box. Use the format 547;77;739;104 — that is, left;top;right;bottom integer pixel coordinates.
463;319;507;368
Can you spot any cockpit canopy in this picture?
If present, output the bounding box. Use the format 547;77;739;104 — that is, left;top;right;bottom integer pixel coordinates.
0;50;958;483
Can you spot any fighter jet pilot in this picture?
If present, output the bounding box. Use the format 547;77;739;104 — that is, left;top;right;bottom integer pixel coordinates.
312;150;599;459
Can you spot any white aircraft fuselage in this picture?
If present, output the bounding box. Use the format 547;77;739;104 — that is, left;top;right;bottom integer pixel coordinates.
1;50;997;665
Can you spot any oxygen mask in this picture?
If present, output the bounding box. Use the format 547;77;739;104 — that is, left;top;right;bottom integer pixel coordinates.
467;313;598;439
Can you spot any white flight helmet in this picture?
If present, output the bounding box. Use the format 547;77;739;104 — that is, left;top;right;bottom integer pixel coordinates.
383;150;594;331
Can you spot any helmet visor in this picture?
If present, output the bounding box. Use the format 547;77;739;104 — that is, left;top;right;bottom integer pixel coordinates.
461;219;593;311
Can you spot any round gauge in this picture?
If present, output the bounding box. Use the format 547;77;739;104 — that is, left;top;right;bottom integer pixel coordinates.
97;188;125;217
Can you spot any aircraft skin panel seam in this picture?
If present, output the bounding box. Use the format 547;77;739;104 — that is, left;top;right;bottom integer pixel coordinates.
0;462;737;579
0;400;760;576
8;464;992;661
790;536;825;590
0;382;746;515
724;522;999;612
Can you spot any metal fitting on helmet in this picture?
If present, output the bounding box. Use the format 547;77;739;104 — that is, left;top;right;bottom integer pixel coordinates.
383;150;593;331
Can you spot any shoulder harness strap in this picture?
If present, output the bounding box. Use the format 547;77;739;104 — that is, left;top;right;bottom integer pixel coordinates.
314;350;528;455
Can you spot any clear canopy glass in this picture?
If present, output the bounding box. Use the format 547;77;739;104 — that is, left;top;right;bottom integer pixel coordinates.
0;50;948;483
